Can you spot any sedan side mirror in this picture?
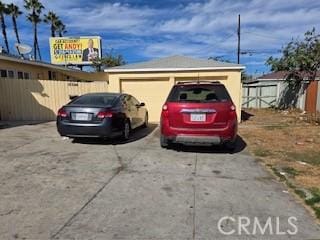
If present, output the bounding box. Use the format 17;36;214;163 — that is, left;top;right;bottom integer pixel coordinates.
136;102;145;108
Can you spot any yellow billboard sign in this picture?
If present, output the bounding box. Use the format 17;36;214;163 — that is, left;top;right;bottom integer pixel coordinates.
49;36;102;65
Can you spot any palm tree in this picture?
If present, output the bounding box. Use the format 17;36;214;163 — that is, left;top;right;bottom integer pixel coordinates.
0;1;9;53
55;20;66;37
24;0;44;60
44;11;59;37
7;3;22;45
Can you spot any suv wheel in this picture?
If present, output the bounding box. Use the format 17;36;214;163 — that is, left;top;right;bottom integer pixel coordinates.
224;139;236;152
160;135;170;148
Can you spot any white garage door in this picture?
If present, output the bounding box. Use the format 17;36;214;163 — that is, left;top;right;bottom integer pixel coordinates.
120;79;172;122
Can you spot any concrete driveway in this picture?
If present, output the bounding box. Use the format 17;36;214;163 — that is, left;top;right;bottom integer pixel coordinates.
0;122;319;240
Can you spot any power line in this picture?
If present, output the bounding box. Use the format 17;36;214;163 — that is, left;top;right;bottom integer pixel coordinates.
240;49;282;55
242;31;284;41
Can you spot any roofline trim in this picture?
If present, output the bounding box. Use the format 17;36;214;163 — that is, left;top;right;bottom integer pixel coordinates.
256;78;286;81
104;66;245;73
257;78;320;81
0;54;82;72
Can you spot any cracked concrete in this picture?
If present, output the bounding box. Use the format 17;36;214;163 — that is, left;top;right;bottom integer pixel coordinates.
0;122;319;240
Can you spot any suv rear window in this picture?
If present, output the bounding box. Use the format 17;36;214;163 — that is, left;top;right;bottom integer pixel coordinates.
70;95;116;106
167;84;231;103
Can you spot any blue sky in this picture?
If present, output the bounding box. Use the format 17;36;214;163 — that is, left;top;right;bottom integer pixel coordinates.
2;0;320;74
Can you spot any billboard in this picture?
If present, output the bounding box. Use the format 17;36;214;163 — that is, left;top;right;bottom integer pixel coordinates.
49;36;102;65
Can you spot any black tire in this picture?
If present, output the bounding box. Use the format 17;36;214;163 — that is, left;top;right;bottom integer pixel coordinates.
122;120;131;140
225;139;237;152
160;135;169;148
142;113;148;128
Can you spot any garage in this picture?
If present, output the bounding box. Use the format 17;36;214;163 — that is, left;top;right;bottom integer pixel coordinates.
120;78;172;123
106;55;245;122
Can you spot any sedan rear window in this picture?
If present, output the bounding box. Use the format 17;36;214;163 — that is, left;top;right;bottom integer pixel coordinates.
167;85;231;103
70;95;117;106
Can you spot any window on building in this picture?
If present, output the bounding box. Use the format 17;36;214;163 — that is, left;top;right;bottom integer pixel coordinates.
37;73;44;79
7;70;14;78
17;71;23;79
0;70;7;78
48;71;57;80
24;72;30;79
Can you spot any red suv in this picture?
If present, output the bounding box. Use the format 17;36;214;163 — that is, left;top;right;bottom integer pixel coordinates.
160;81;238;150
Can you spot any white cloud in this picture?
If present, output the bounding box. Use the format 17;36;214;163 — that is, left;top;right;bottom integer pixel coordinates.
63;3;158;35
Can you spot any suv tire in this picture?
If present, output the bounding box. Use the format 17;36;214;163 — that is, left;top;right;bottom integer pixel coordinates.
160;135;169;148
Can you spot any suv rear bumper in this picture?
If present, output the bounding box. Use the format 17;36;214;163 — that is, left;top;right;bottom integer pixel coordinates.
161;120;237;145
174;135;221;145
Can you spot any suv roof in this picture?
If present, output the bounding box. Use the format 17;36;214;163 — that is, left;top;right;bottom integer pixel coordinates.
176;81;222;85
167;81;232;103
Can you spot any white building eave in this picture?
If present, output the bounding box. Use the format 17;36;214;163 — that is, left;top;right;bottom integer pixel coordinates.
104;66;245;73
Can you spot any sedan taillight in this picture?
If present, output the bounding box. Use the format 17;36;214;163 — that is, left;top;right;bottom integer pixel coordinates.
97;111;113;119
57;108;67;117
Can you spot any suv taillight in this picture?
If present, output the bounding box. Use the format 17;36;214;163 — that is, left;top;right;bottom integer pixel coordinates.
229;105;236;118
162;104;169;117
57;108;67;117
162;104;168;110
97;111;113;119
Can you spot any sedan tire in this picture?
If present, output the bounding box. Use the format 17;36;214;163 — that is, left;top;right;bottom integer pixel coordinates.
122;120;131;140
142;113;148;128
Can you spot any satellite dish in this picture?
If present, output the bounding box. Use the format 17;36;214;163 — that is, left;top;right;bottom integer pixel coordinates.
15;43;32;55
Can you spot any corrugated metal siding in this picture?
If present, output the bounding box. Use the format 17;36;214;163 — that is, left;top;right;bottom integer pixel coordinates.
243;81;310;110
0;78;108;121
242;84;277;108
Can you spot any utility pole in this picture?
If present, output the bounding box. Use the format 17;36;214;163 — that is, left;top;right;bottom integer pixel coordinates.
237;14;241;64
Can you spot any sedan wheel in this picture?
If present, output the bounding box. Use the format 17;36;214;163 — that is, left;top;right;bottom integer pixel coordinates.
143;113;148;128
122;121;130;140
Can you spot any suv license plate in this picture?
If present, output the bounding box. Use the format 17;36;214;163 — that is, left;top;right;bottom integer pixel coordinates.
190;113;206;122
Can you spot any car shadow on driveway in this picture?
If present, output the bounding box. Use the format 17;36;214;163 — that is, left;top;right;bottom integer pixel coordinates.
71;124;158;145
167;135;247;154
0;120;52;130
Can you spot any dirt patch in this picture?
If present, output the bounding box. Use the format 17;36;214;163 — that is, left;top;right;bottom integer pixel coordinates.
240;108;320;218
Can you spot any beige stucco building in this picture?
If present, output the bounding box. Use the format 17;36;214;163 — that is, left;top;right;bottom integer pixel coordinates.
106;56;244;122
0;55;244;122
0;54;106;82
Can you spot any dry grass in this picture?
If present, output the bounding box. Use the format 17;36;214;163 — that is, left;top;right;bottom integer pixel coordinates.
240;108;320;218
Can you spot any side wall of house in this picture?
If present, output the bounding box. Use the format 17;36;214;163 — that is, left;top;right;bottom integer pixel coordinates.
0;78;109;121
0;59;108;82
108;70;242;122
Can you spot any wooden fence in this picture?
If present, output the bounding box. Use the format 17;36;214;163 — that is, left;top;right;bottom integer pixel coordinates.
0;78;108;121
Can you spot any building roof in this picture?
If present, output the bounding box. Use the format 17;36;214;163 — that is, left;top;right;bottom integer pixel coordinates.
0;53;83;73
104;55;245;73
258;71;320;80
